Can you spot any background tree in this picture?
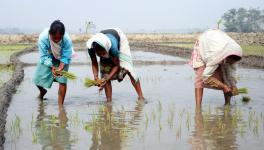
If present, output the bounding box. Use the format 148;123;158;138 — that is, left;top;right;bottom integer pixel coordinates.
222;8;264;32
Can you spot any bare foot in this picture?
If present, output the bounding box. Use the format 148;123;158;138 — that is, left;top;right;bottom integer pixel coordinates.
38;89;47;100
138;96;145;101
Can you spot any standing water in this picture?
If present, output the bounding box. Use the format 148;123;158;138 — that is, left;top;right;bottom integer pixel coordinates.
4;51;264;150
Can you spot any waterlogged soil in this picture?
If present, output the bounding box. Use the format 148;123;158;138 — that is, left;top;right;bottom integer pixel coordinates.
0;51;15;64
130;42;264;69
4;51;264;150
0;66;14;86
19;50;186;65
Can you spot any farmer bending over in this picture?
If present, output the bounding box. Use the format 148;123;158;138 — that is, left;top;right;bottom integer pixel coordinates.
189;29;242;107
33;20;73;106
86;28;145;102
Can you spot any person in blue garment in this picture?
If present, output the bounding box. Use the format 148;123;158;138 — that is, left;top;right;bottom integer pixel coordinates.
33;20;73;105
86;28;145;102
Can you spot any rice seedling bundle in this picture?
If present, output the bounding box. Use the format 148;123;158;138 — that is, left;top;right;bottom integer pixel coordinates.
55;70;77;80
84;77;103;88
238;88;248;94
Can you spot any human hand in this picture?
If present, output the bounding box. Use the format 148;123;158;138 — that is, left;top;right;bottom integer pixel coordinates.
223;85;232;93
51;66;58;77
231;86;239;96
99;77;108;88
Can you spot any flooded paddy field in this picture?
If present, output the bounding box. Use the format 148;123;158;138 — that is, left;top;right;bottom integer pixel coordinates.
0;65;14;86
0;44;34;64
0;44;34;87
19;50;186;65
3;50;264;150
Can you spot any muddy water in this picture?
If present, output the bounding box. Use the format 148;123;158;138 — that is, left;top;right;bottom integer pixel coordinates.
4;52;264;150
19;50;186;64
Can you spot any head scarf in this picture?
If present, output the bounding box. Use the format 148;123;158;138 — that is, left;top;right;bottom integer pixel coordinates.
86;33;111;53
49;35;62;59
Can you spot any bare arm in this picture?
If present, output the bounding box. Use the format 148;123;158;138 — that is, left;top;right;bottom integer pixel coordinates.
91;57;99;80
204;76;231;93
105;56;120;81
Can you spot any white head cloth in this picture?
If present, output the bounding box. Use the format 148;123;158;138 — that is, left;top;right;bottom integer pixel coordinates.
86;33;111;52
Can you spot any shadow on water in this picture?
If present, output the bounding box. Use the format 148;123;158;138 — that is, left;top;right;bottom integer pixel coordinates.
87;102;144;150
190;106;239;150
32;100;73;149
15;100;145;150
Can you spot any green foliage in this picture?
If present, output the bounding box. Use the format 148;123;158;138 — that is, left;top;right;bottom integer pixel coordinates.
0;44;33;51
222;8;264;32
241;44;264;56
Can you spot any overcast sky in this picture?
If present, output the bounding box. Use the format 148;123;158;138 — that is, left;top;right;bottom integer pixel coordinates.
0;0;263;33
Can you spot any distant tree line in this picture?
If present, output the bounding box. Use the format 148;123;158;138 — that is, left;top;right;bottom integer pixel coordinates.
0;28;23;34
222;8;264;32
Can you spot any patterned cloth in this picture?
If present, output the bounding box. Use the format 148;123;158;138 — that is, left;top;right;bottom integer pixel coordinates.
99;61;127;82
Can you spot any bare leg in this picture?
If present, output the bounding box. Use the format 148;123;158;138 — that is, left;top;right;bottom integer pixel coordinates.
58;83;67;106
215;66;231;105
128;73;145;101
104;80;112;102
207;66;231;105
224;92;231;105
37;85;47;99
195;88;203;107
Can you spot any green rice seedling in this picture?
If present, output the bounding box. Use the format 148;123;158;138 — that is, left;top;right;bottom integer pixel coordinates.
176;125;182;139
151;109;156;122
145;113;149;129
84;77;96;87
55;70;77;80
167;104;175;129
30;114;35;131
238;88;248;94
84;123;93;132
231;115;238;128
242;96;251;103
32;132;38;144
51;115;57;124
159;122;162;131
186;111;191;131
84;77;103;88
252;117;260;136
157;101;162;113
9;115;22;140
248;111;256;129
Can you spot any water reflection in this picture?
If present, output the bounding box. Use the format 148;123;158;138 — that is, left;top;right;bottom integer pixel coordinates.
87;102;144;150
190;106;239;150
34;100;73;150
